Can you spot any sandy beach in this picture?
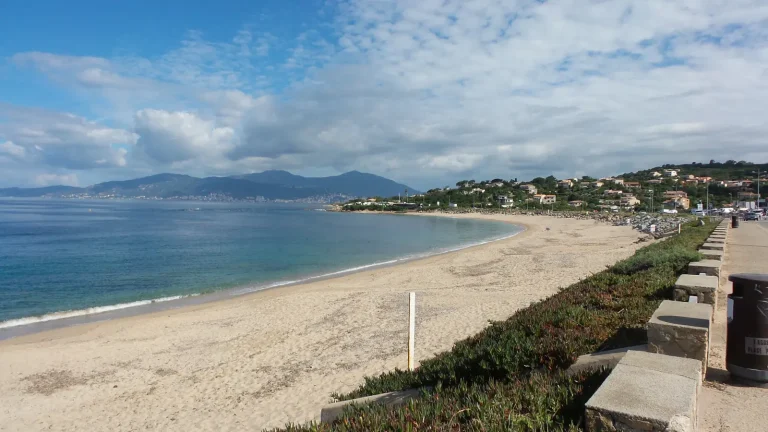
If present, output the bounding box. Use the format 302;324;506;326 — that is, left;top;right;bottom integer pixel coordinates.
0;214;646;431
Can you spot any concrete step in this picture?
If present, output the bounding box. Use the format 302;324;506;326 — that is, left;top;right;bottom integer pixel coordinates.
698;249;723;260
320;388;423;423
687;260;722;277
648;300;712;375
700;242;724;251
674;274;718;305
567;345;648;375
585;351;701;432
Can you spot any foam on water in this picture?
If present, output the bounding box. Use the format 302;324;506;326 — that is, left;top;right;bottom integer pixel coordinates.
0;294;197;329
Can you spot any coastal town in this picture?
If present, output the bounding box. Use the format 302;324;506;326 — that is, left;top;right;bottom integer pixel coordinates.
342;161;766;216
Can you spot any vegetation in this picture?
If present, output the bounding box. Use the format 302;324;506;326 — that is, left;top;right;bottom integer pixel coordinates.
343;159;766;212
269;222;714;431
621;160;768;182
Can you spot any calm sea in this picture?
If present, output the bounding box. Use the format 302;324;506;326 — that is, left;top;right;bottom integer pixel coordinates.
0;199;521;328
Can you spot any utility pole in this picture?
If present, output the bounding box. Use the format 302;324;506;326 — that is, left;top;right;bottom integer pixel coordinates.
706;182;709;214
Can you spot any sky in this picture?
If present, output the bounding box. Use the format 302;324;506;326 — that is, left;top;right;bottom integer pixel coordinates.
1;0;768;190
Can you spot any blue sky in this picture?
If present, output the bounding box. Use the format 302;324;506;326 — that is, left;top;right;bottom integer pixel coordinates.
1;0;329;115
2;0;768;189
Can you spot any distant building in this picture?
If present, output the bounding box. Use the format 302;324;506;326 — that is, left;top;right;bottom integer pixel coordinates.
558;179;573;188
651;171;663;177
620;196;641;207
663;169;678;177
392;203;418;210
738;192;759;200
664;197;690;210
603;189;624;197
568;200;584;207
590;181;604;188
496;195;513;206
519;184;538;195
612;178;625;186
624;182;641;189
697;177;712;183
663;190;688;199
646;179;663;185
533;194;556;204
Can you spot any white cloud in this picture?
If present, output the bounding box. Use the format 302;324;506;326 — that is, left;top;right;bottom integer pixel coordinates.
133;109;236;165
5;1;768;188
0;141;26;159
0;105;135;171
35;173;79;187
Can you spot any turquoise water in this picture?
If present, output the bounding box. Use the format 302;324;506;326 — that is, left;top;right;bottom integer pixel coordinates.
0;199;522;326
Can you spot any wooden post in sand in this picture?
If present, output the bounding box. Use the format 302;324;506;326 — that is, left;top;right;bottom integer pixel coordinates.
408;292;415;371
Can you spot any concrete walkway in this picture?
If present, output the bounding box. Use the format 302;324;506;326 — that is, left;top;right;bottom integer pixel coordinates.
699;221;768;432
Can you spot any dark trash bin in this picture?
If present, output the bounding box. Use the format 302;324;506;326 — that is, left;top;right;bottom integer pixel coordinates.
731;214;739;228
727;273;768;383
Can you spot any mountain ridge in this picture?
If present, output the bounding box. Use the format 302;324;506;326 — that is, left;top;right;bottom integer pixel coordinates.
0;171;419;201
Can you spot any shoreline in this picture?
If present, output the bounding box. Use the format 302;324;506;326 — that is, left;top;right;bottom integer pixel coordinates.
0;213;525;340
0;213;645;431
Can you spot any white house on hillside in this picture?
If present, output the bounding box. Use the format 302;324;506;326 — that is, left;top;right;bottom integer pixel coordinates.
533;194;556;204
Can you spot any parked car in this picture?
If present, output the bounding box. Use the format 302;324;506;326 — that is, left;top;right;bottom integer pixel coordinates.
745;212;760;221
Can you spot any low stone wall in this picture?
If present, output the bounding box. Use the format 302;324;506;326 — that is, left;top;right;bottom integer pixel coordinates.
673;274;718;306
648;300;712;376
585;351;701;432
320;389;424;423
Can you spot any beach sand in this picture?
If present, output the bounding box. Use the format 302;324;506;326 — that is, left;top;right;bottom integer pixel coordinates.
0;214;646;431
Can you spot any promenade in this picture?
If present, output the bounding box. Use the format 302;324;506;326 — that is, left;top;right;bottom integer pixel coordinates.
700;220;768;432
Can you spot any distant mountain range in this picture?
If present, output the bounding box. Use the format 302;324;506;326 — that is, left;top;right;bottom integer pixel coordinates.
0;171;419;201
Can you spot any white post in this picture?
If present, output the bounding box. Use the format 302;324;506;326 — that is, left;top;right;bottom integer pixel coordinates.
678;223;681;234
408;292;416;371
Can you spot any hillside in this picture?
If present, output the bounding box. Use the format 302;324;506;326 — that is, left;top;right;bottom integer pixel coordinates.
233;170;419;197
0;171;418;201
618;160;768;181
349;160;765;212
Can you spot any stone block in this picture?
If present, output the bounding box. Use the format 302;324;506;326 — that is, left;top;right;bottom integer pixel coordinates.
585;351;701;432
320;388;423;423
673;274;718;306
687;260;721;277
698;249;723;260
707;237;725;243
648;300;712;374
700;242;724;251
567;345;648;375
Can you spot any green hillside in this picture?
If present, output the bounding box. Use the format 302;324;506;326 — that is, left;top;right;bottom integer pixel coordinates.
347;160;766;212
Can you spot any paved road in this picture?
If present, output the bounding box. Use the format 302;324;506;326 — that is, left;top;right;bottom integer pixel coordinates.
700;221;768;432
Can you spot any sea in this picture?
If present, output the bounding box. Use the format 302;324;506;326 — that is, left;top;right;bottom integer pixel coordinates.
0;199;522;334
